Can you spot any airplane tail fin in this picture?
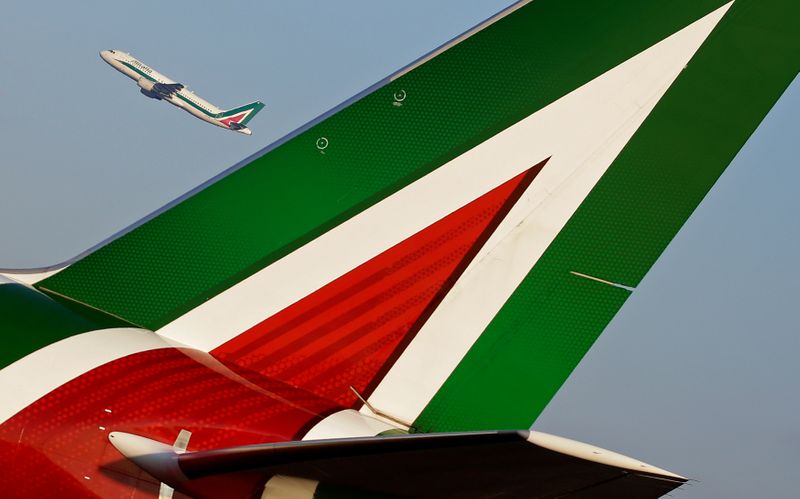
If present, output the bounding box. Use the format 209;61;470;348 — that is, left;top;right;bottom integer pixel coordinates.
25;0;800;435
215;101;265;127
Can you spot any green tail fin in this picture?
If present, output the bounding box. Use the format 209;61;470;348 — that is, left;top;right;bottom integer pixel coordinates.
33;0;800;434
215;101;265;125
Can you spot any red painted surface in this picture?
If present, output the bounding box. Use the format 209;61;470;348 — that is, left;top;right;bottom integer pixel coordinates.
0;348;339;498
219;113;247;126
214;163;546;406
0;163;546;498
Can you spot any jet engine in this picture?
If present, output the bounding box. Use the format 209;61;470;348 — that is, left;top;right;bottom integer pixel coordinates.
137;78;161;100
137;77;155;92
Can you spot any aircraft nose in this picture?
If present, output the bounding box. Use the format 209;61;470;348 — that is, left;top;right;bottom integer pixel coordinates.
99;50;113;63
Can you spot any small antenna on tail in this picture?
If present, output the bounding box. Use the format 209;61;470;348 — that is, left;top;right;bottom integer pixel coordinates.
349;386;416;431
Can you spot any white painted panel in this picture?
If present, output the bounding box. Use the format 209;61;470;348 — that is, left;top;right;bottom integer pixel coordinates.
0;269;63;285
261;475;318;499
302;409;397;441
528;431;686;479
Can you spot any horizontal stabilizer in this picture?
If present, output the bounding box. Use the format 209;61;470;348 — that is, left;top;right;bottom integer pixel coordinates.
109;430;686;498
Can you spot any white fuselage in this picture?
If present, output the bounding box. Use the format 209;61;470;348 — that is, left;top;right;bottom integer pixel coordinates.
99;50;252;135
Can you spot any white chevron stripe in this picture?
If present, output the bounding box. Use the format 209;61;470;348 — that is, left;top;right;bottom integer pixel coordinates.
157;5;731;381
0;328;178;425
0;269;63;285
362;3;732;426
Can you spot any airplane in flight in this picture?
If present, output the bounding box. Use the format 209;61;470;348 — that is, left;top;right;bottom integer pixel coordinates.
0;1;797;498
100;49;264;135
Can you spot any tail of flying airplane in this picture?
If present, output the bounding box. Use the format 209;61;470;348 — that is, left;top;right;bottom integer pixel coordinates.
215;101;265;129
2;0;799;497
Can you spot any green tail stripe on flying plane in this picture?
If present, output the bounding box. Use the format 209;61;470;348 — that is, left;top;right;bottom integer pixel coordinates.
34;0;799;433
215;101;265;123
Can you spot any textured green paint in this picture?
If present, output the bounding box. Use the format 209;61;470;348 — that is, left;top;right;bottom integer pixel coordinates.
414;0;800;432
40;0;731;332
414;279;630;432
0;283;130;369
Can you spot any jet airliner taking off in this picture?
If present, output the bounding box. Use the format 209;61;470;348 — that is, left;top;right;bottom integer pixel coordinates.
1;1;798;498
100;50;264;135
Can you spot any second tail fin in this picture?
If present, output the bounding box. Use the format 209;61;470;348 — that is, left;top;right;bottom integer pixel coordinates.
215;101;265;128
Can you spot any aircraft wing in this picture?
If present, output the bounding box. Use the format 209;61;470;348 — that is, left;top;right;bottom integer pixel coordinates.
109;430;687;499
152;82;184;98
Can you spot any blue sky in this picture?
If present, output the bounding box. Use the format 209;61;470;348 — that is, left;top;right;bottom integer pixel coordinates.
1;2;797;497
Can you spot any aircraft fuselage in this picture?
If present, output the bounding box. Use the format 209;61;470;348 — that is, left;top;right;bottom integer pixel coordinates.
100;50;259;135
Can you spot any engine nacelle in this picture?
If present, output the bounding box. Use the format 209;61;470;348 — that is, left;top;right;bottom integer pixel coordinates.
137;77;156;92
137;78;161;100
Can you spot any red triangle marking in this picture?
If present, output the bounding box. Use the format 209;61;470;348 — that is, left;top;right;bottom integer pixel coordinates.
213;159;549;406
220;112;247;125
